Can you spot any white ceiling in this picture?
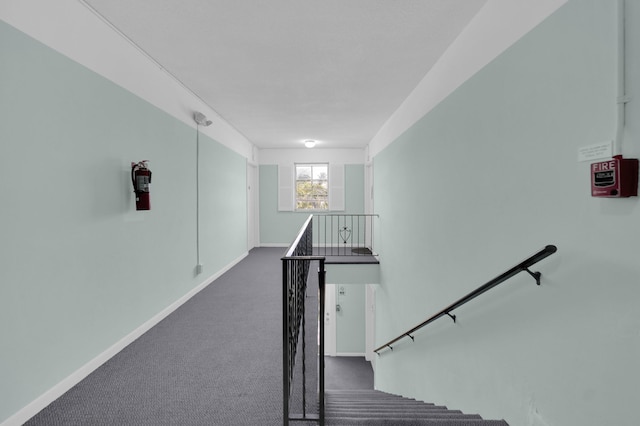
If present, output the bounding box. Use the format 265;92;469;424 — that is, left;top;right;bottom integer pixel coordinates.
83;0;487;149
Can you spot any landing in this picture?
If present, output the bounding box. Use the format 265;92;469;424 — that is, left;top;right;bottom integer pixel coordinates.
313;247;379;265
325;356;374;390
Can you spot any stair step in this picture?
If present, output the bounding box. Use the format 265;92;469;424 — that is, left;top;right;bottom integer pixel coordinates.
327;400;431;403
324;390;508;426
327;413;483;420
326;406;453;413
326;397;425;402
326;408;463;414
326;390;412;396
327;402;443;408
326;394;426;403
325;420;509;426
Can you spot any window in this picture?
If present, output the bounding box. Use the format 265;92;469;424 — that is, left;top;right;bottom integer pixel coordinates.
296;163;328;210
278;163;343;212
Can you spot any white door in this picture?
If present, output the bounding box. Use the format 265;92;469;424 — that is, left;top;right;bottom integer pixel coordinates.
326;284;370;357
324;284;337;356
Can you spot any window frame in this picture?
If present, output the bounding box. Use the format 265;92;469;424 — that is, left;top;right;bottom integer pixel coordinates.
295;163;330;211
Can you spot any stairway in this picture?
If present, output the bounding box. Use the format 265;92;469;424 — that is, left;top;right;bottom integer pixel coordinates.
325;390;509;426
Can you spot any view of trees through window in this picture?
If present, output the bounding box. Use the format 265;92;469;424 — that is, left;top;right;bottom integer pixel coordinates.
296;164;328;210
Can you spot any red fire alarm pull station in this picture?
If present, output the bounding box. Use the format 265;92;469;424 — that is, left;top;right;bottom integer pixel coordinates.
591;155;638;197
131;160;152;210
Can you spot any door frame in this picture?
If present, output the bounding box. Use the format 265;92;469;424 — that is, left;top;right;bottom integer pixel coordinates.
246;163;259;250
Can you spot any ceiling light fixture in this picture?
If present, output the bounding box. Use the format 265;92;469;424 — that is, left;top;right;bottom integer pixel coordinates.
304;139;316;148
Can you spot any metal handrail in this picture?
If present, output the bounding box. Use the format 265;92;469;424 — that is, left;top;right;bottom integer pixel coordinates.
374;245;558;354
282;214;326;426
284;214;314;258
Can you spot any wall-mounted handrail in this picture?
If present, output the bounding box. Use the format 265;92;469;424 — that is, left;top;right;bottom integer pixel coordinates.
374;245;558;354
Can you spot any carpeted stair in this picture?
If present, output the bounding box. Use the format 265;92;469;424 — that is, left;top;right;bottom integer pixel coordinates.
325;390;509;426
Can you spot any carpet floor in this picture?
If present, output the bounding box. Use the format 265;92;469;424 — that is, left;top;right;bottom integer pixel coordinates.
26;247;317;426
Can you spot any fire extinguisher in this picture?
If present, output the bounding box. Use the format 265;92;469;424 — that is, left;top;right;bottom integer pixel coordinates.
131;160;152;210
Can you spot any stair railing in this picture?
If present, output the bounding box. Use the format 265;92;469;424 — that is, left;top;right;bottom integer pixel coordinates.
313;214;379;257
374;245;558;354
282;214;325;426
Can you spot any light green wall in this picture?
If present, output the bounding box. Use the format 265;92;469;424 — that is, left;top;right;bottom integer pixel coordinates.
327;264;378;356
259;164;365;245
335;284;366;354
373;2;640;425
0;21;246;423
199;141;248;266
258;164;308;244
326;264;379;285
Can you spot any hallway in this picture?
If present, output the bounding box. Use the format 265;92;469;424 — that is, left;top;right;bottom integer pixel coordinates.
26;248;293;425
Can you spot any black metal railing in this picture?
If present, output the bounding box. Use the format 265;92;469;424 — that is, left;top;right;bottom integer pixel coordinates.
374;245;558;354
313;214;379;257
282;215;325;425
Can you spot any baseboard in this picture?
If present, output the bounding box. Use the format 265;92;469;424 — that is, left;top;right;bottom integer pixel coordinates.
259;243;289;247
1;252;248;426
335;352;366;357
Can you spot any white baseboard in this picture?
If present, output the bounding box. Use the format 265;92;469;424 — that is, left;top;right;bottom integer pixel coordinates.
1;252;248;426
334;352;366;357
259;243;289;247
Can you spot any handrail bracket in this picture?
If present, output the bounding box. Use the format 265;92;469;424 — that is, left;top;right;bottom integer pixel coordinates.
523;267;542;285
446;312;457;323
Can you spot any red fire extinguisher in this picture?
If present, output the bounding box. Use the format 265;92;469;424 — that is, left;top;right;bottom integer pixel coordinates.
131;160;152;210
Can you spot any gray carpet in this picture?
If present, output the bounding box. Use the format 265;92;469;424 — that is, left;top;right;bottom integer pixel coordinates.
26;247;307;426
324;357;373;390
325;390;509;426
322;359;509;425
